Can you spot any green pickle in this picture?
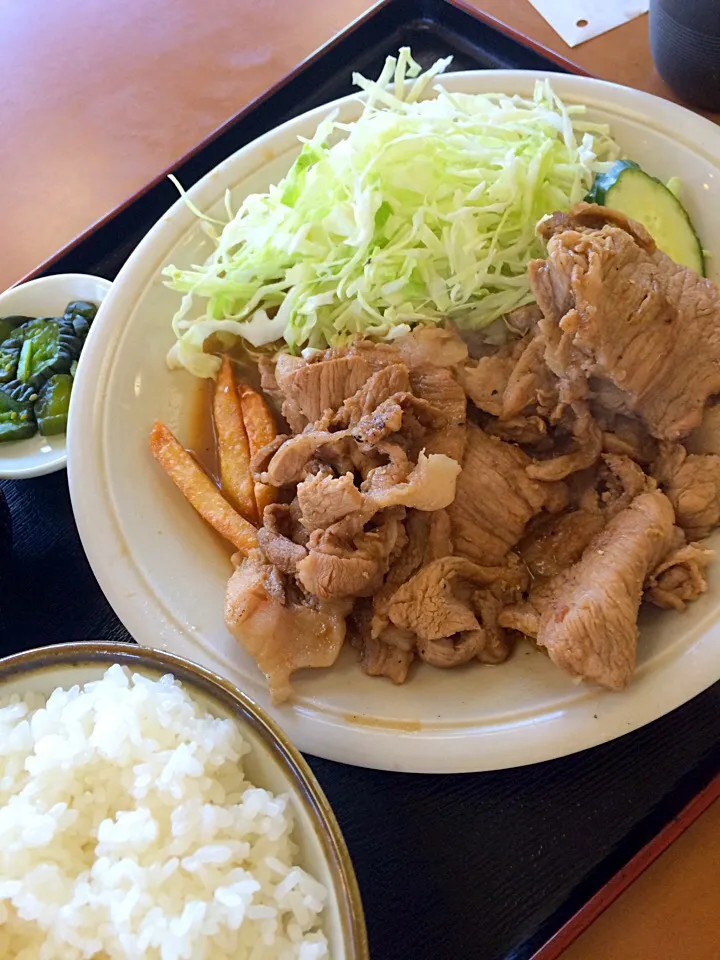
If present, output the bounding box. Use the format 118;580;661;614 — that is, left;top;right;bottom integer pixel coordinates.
0;390;36;442
0;387;33;417
0;300;96;443
0;411;36;442
16;338;34;384
63;300;97;322
0;335;22;384
0;317;26;344
3;379;39;403
17;317;81;385
63;300;98;341
34;374;73;436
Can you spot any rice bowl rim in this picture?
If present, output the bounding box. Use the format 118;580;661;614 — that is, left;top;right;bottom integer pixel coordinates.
0;640;369;960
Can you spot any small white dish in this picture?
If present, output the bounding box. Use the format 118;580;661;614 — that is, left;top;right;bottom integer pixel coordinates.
0;273;112;479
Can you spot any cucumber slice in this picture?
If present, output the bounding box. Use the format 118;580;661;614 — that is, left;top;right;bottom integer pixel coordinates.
35;374;72;436
0;387;33;417
586;160;640;204
0;317;25;345
0;389;36;441
0;336;22;384
0;412;37;443
587;160;705;275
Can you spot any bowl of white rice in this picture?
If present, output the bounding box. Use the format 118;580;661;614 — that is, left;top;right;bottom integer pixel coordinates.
0;641;367;960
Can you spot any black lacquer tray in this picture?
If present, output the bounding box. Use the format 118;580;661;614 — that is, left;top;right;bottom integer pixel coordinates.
2;3;717;957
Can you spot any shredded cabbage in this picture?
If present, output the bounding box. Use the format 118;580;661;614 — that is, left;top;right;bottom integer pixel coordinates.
164;49;621;377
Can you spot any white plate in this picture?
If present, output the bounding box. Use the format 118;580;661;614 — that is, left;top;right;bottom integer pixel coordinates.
0;273;112;478
68;71;720;773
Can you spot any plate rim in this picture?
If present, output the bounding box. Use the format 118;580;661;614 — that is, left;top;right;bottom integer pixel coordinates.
68;70;720;772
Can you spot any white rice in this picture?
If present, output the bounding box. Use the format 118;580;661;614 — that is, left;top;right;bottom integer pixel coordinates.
0;664;328;960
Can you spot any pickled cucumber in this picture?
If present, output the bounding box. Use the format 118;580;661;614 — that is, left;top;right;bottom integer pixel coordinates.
34;374;72;436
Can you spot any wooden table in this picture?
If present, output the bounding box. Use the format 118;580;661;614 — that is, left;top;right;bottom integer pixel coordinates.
559;794;720;960
1;1;717;957
2;0;712;294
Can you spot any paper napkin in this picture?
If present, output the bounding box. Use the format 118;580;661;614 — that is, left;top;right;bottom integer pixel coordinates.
528;0;649;48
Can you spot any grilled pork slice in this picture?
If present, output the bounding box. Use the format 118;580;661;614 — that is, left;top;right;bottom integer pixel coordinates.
530;202;720;441
500;491;676;690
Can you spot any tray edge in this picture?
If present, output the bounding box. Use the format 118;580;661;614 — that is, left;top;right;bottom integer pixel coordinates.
529;772;720;960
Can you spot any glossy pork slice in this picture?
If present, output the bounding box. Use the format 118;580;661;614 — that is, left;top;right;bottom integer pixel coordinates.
274;353;372;430
333;363;411;426
385;554;528;669
646;535;713;612
296;471;364;531
256;503;308;574
350;599;415;685
265;326;469;463
460;330;557;423
296;507;407;600
225;555;351;703
518;454;652;581
500;491;676;690
405;363;466;462
449;423;566;566
459;337;527;417
652;441;720;539
530;203;720;440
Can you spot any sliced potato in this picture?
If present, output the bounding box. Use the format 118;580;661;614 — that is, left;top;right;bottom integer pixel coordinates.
213;357;257;524
238;382;279;519
149;421;258;555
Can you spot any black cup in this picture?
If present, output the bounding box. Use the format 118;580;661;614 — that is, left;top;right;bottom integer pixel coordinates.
650;0;720;111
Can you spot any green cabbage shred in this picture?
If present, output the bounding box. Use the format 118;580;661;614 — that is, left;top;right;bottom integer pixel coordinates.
164;49;621;377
